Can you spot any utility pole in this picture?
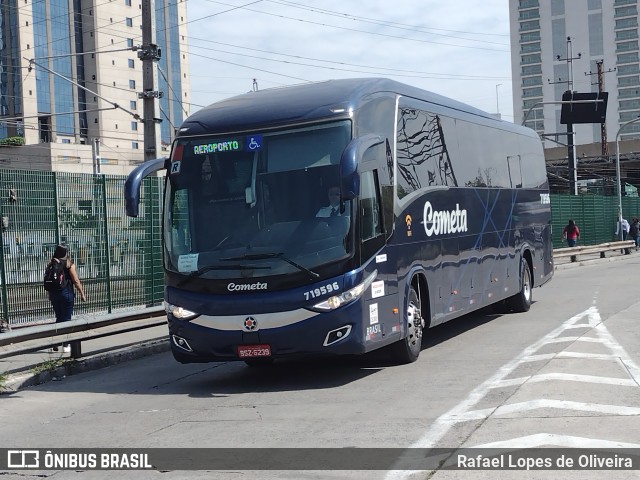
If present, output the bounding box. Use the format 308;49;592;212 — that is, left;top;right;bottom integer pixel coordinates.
139;0;163;161
585;60;615;158
550;37;582;195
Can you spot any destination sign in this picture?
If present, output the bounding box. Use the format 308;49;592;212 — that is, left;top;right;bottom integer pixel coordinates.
193;135;263;155
193;140;242;155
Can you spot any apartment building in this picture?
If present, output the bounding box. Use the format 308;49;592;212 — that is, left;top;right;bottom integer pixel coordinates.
509;0;640;151
0;0;189;173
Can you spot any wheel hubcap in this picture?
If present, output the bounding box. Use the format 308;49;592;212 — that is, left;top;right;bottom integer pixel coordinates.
407;301;423;344
523;269;531;301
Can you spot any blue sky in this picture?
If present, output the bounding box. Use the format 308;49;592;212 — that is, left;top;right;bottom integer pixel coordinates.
185;0;513;121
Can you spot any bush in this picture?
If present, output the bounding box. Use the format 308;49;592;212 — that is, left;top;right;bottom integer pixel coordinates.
0;136;25;146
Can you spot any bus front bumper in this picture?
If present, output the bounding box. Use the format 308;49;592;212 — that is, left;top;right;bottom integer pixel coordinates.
167;304;369;363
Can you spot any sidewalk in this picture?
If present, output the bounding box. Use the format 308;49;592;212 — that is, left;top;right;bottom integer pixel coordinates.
0;323;169;393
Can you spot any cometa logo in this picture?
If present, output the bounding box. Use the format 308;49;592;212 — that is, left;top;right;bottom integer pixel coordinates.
423;201;468;237
227;282;268;292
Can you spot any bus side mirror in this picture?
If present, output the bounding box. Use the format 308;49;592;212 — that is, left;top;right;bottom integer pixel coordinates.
124;157;168;217
339;134;384;200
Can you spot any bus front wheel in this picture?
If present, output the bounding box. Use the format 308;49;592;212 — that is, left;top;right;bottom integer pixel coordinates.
508;258;532;313
390;286;423;363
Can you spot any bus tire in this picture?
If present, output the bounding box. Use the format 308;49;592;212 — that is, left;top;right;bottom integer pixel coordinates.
508;258;532;313
390;286;423;363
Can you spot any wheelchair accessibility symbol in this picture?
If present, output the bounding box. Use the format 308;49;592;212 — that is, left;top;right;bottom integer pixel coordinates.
246;135;262;151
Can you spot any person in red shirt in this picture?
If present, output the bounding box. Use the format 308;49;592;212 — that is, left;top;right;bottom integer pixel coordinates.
562;219;580;247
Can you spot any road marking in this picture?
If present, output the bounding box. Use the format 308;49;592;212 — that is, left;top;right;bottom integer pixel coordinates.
492;373;636;388
475;433;640;449
544;336;604;344
524;352;618;361
456;400;640;421
385;306;640;479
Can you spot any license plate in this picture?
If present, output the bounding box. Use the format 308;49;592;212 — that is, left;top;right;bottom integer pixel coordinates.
237;344;271;358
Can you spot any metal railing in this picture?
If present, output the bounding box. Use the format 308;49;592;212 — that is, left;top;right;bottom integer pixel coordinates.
0;306;166;359
554;240;636;261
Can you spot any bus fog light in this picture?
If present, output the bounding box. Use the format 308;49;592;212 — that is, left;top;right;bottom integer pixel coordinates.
172;335;193;352
323;326;352;346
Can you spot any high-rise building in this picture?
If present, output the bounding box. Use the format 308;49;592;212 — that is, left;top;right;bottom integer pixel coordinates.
509;0;640;150
0;0;189;173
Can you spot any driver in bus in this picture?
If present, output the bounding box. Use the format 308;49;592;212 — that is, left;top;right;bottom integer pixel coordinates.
316;186;347;217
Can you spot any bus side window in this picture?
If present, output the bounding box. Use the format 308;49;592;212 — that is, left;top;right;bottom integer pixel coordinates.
360;170;384;258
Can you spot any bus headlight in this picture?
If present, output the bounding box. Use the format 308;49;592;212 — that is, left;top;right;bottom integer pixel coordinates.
164;301;199;320
311;270;377;311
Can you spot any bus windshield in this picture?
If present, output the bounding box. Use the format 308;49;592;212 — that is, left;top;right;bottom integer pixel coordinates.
164;120;353;281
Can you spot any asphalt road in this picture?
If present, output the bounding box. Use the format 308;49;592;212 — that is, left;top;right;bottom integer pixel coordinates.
2;256;640;480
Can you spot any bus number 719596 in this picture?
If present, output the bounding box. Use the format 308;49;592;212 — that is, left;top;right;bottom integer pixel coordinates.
304;282;340;300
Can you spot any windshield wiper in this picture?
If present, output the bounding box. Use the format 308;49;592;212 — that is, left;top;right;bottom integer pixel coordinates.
220;252;320;279
177;264;270;287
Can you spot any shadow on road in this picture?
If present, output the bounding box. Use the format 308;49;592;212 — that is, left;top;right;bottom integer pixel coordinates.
16;306;514;397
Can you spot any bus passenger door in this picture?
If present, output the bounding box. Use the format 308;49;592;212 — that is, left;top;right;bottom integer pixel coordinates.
359;169;398;348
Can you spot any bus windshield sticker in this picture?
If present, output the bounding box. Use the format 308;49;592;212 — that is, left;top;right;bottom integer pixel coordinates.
178;254;199;273
371;280;385;298
170;161;181;174
369;303;379;325
375;254;387;263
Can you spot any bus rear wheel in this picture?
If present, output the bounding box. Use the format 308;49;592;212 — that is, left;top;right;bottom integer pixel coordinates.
508;258;532;313
390;286;423;363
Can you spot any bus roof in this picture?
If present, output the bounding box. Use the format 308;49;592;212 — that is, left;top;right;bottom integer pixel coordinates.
178;78;530;137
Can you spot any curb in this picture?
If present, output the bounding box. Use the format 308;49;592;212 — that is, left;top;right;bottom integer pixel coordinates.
0;338;170;393
554;251;638;270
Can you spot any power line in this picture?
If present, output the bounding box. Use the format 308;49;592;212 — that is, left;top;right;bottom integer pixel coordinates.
157;66;189;116
271;0;509;38
198;0;508;52
26;58;141;121
265;0;510;44
188;40;510;81
190;51;310;83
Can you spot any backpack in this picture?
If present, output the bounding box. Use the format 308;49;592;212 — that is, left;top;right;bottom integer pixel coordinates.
43;259;68;291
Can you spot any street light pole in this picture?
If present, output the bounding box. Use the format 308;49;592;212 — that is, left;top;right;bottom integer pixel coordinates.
496;84;502;116
614;116;640;240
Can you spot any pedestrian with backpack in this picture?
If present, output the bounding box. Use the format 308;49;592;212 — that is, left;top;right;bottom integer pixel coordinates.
44;245;87;352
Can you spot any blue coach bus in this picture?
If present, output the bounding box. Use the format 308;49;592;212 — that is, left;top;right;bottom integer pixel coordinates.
125;78;553;365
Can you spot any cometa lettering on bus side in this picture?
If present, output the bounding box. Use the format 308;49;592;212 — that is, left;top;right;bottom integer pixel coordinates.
227;282;268;292
423;201;468;237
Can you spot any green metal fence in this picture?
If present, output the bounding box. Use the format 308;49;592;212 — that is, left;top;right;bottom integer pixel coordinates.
550;194;640;249
0;169;164;328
